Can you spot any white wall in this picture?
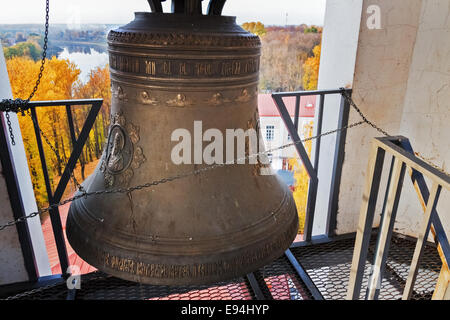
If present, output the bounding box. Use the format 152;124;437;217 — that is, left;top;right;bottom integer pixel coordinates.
313;0;364;235
324;0;449;237
0;44;51;284
395;0;450;237
335;0;423;234
260;116;312;172
0;160;29;285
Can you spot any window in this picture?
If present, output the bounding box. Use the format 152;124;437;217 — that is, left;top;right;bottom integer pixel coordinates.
265;125;275;141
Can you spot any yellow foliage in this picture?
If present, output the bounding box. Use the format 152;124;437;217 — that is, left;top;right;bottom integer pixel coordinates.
242;21;267;37
302;44;321;90
6;56;111;211
6;57;81;209
7;56;80;100
288;122;314;234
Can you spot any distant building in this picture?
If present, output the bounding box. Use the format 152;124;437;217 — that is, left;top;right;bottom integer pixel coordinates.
257;94;316;179
15;32;26;43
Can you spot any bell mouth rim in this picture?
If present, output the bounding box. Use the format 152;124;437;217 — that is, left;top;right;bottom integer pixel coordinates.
66;209;298;286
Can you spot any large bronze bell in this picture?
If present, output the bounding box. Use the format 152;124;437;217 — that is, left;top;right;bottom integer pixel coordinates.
66;0;298;285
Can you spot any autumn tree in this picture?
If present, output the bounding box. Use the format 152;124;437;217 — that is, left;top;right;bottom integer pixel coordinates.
302;43;321;90
3;41;42;61
6;56;81;209
74;66;112;179
242;22;267;37
258;26;321;92
7;56;114;211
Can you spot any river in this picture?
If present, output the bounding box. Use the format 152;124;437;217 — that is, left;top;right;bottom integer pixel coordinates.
57;47;109;83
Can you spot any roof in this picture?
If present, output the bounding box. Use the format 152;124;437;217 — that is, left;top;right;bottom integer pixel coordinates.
258;94;316;118
42;201;96;275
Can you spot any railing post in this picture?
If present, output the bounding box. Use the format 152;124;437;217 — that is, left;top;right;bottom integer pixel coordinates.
402;183;442;300
347;142;385;300
294;95;300;130
30;107;70;276
312;94;325;172
326;92;351;237
26;99;102;277
0;112;38;281
272;94;318;242
65;105;77;145
366;157;406;300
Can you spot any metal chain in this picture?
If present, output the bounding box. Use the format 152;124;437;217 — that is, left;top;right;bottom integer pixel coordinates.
1;0;50;145
340;88;391;137
1;87;447;230
0;0;85;193
5;112;15;145
0;118;367;231
340;88;448;175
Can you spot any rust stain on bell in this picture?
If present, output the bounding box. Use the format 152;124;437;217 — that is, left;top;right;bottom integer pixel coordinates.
66;0;298;285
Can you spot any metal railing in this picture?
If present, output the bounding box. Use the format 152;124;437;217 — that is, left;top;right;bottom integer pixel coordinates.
15;99;102;277
272;89;352;242
347;136;450;300
1;90;351;298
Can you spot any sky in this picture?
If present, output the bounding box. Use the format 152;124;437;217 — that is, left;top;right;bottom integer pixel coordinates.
0;0;326;26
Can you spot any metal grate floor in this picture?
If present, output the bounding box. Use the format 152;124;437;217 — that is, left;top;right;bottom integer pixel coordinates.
291;234;441;300
5;234;441;300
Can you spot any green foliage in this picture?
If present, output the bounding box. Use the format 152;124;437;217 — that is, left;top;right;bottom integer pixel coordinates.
304;26;320;34
3;41;42;61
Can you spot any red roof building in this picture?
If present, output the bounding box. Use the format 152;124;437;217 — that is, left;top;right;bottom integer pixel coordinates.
257;94;316;118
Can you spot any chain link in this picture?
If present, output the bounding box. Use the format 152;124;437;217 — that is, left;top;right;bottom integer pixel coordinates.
340;88;391;137
1;87;447;231
0;0;85;192
0;8;446;231
340;88;448;175
1;0;50;144
5;112;15;145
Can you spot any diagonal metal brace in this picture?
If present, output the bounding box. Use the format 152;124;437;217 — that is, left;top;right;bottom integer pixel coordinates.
271;94;317;182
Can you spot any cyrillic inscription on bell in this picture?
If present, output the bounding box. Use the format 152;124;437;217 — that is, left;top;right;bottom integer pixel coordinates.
66;0;298;285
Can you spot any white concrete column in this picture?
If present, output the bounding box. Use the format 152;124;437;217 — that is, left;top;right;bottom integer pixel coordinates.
311;0;364;236
0;44;51;281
